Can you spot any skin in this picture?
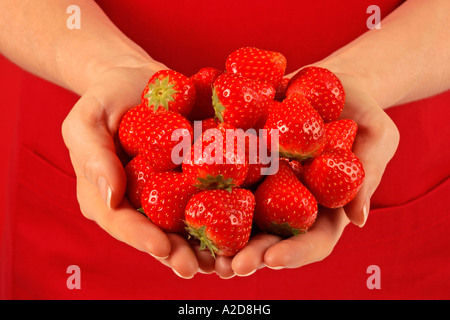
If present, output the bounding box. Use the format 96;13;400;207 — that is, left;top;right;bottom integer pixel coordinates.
1;0;449;279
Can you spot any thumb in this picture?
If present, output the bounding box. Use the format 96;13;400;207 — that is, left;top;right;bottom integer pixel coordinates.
332;72;400;227
62;95;127;209
344;110;400;227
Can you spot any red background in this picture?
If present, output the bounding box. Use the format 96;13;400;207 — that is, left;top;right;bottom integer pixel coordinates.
1;0;449;299
0;56;21;239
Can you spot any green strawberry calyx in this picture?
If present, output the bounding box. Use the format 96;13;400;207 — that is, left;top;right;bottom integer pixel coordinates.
266;222;306;237
279;145;315;162
194;174;235;192
211;87;225;123
185;224;219;258
144;76;178;112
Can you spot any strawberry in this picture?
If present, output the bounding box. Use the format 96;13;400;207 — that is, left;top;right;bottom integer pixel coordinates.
324;119;358;152
254;160;318;237
241;130;268;188
118;104;152;157
302;149;365;208
139;111;194;170
264;93;326;161
212;73;263;130
124;154;158;209
254;100;282;130
141;69;196;117
182;122;248;191
280;157;303;180
185;188;255;257
200;117;219;134
286;66;345;122
188;67;223;121
274;77;290;101
141;171;198;233
226;47;287;87
255;80;276;102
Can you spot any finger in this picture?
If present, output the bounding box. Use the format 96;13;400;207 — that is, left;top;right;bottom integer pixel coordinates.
76;175;171;259
231;233;281;276
192;245;216;274
214;256;235;279
161;233;199;279
62;94;127;209
338;74;400;226
345;109;399;226
264;208;349;269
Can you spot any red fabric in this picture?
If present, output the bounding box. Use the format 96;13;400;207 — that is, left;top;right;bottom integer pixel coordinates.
1;0;450;299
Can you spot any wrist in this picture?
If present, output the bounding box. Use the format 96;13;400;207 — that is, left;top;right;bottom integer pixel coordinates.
310;54;391;109
63;49;167;95
87;53;166;89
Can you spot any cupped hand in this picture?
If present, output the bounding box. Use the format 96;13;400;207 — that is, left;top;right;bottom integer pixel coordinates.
215;68;400;278
61;61;200;279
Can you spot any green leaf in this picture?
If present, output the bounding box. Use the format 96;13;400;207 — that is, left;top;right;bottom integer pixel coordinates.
143;75;179;111
185;223;219;258
266;222;306;238
212;87;225;123
193;174;236;191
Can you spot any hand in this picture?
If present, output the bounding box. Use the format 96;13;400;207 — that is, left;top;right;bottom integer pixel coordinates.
61;61;200;279
212;68;400;278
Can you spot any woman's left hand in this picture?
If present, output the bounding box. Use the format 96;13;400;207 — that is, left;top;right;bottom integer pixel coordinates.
210;68;399;278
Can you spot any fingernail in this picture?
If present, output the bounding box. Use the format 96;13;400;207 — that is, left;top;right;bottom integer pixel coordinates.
359;196;371;228
219;273;236;280
266;265;284;270
150;253;169;260
173;269;194;280
97;176;112;209
236;269;256;277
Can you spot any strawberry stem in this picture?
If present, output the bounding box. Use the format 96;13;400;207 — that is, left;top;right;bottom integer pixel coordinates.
143;76;178;112
266;222;306;237
194;174;235;192
212;88;225;123
185;223;219;258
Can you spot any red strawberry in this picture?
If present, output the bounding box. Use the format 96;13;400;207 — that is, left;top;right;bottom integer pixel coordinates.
212;73;262;130
118;104;152;157
141;171;198;233
188;67;223;121
254;100;282;130
275;77;290;101
264;93;326;160
124;154;158;209
139;111;194;170
302;149;365;208
226;47;287;87
280;157;303;180
324;119;358;152
255;80;276;102
182;123;248;190
185;188;255;257
241;130;268;188
200;117;219;134
286;66;345;122
254;160;318;237
141;70;196;117
289;159;303;179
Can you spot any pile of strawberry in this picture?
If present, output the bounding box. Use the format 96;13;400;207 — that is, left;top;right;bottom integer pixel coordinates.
118;47;365;258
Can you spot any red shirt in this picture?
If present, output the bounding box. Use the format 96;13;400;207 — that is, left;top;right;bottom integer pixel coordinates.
1;0;449;299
